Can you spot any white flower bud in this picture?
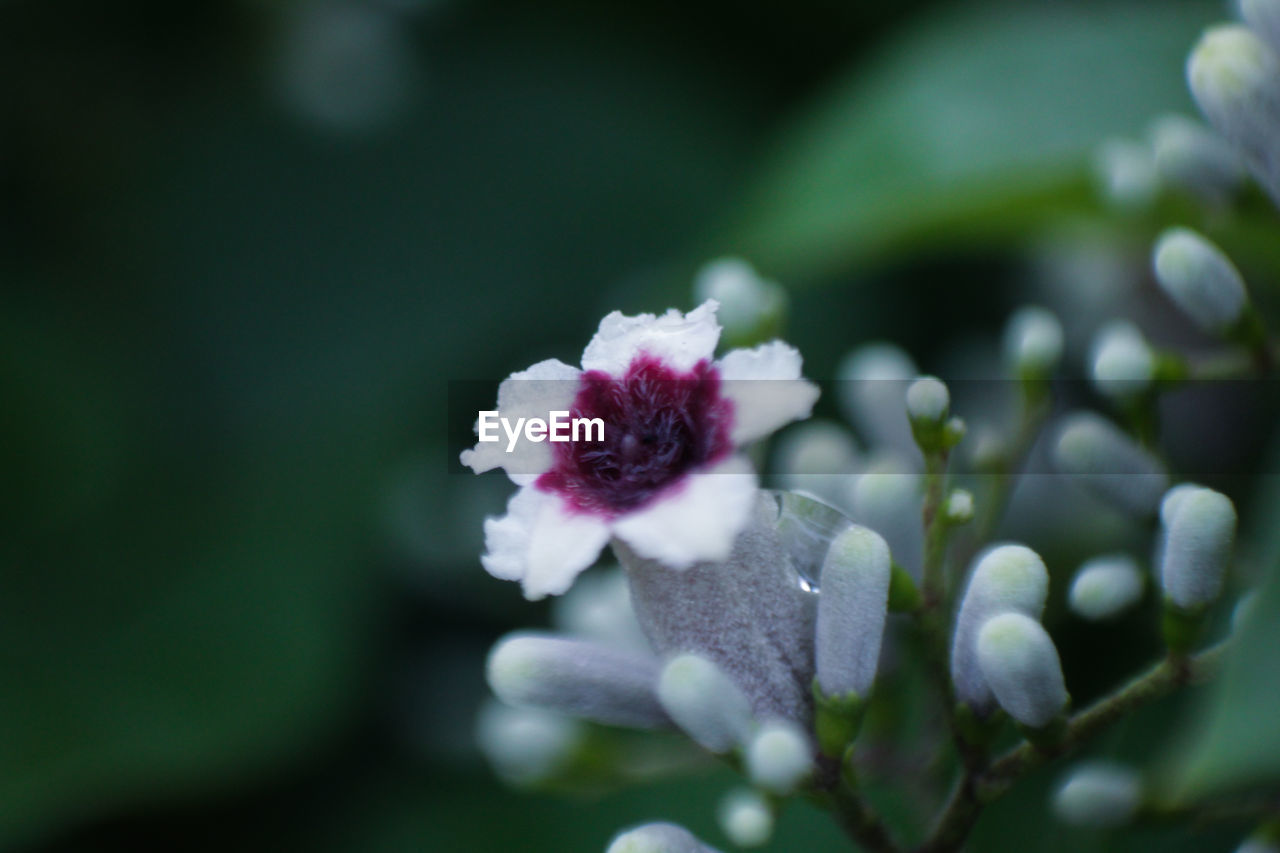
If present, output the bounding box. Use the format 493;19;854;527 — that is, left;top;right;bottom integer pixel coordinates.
945;489;975;524
551;567;651;654
1068;554;1144;620
487;633;669;728
906;376;950;423
1051;412;1169;516
1003;306;1065;379
475;700;584;785
836;343;919;457
847;458;924;581
1187;25;1280;204
772;419;861;507
977;612;1068;728
1089;320;1156;400
717;789;774;848
693;258;787;344
607;822;723;853
1153;228;1250;335
1243;0;1280;56
816;525;891;698
1150;114;1245;203
1052;762;1142;828
656;654;755;753
1093;138;1159;208
951;544;1050;714
1159;485;1236;610
746;720;813;794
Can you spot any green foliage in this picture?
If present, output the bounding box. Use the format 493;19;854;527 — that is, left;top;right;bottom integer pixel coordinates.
715;2;1219;279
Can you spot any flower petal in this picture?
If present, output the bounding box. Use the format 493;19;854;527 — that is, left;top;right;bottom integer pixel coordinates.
481;486;611;599
580;300;722;375
717;341;820;445
459;358;581;485
612;455;758;569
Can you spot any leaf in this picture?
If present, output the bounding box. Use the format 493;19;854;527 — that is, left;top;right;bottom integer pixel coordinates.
713;2;1220;279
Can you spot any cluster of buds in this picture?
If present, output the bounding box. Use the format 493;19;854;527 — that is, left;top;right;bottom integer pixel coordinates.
461;3;1279;848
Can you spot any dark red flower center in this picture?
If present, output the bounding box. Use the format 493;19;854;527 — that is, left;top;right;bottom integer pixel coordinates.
536;354;733;517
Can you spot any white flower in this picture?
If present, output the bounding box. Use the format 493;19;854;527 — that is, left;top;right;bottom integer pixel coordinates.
1052;762;1142;828
461;300;819;598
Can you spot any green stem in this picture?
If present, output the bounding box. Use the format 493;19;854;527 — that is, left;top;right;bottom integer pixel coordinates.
828;783;901;853
913;644;1226;853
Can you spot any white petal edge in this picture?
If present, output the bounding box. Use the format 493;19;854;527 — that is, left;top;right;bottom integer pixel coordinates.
717;341;820;445
580;300;723;376
480;486;611;599
459;358;581;485
612;455;758;569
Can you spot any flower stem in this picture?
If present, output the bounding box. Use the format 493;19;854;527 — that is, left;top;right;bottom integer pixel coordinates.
913;643;1226;853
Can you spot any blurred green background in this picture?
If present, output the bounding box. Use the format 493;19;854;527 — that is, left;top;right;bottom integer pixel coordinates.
3;0;1278;850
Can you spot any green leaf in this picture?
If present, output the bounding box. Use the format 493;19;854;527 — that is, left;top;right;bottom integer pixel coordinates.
714;2;1220;279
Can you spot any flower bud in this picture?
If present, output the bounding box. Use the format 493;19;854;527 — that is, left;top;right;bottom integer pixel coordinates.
1093;138;1159;209
1052;762;1142;828
657;654;755;753
1243;0;1280;56
1159;485;1236;610
607;822;723;853
487;632;669;728
951;544;1050;715
772;419;861;507
847;460;924;581
746;720;813;794
1150;114;1244;203
718;789;774;848
1051;412;1169;516
836;343;919;457
1003;306;1064;380
1068;554;1144;621
816;525;891;699
693;258;788;346
944;489;975;525
475;699;584;785
977;612;1069;729
1089;320;1156;400
1153;228;1250;336
906;375;950;423
1187;25;1280;204
551;566;651;654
